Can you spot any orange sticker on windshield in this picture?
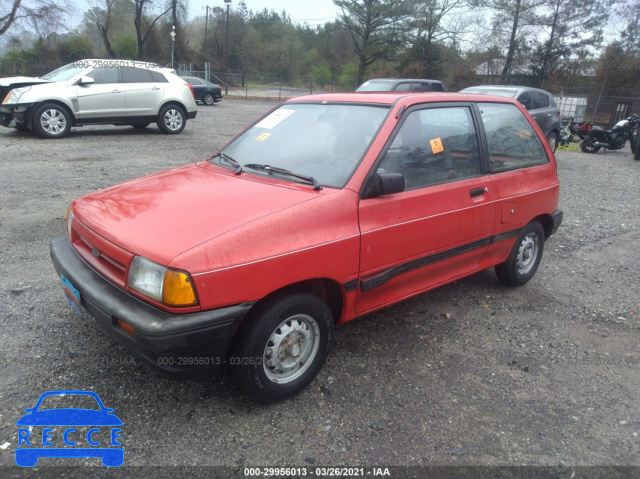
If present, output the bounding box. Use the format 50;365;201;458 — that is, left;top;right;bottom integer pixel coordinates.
430;138;444;154
255;132;271;141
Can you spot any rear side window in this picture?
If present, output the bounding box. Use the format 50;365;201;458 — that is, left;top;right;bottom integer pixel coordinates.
532;92;550;109
430;82;444;92
186;78;204;85
149;70;168;83
123;67;155;83
478;103;548;172
378;106;481;190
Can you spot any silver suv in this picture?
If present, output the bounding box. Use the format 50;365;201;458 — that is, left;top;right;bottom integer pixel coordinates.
459;85;561;151
0;60;197;139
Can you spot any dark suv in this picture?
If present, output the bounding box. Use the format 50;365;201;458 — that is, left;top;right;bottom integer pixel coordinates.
357;78;445;93
459;85;561;151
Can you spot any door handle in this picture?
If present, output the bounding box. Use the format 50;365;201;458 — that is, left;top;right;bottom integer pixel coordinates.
112;89;120;93
152;87;161;90
470;187;485;197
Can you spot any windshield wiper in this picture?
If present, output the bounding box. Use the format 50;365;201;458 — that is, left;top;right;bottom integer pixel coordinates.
214;153;243;175
244;164;321;191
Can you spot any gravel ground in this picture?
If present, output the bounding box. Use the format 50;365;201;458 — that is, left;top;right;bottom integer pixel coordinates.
0;99;639;477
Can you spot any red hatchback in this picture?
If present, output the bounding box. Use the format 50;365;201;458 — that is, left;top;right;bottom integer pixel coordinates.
51;93;562;403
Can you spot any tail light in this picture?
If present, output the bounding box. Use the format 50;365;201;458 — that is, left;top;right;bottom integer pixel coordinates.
185;83;195;99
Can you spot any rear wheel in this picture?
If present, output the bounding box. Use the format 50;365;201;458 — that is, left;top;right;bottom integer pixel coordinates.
496;221;545;287
32;103;72;139
230;291;334;404
203;93;215;106
580;138;600;153
630;132;637;154
156;104;186;134
635;140;640;160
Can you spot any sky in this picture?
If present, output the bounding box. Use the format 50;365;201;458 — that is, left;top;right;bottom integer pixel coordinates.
188;0;341;26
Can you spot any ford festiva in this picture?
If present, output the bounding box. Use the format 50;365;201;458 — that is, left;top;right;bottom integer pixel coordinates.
0;60;197;138
50;92;562;403
459;85;561;152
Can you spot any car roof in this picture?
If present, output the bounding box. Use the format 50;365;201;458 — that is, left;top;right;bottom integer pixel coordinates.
364;78;443;83
462;85;552;95
288;92;521;107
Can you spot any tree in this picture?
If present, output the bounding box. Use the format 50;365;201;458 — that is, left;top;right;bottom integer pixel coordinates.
334;0;410;85
470;0;543;82
1;0;73;38
133;0;172;59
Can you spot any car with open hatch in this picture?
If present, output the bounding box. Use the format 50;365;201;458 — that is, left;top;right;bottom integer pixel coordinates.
0;59;197;138
50;91;562;403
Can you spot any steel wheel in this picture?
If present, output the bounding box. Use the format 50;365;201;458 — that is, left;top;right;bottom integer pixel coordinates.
32;103;72;139
157;104;186;134
263;314;320;384
496;221;545;287
230;291;333;404
203;93;215;106
516;232;540;276
546;132;558;152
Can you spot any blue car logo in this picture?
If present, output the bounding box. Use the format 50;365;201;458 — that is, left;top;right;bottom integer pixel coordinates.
15;390;123;467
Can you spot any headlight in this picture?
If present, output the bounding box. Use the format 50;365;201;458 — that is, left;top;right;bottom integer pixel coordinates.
66;207;74;239
2;87;29;105
127;256;198;307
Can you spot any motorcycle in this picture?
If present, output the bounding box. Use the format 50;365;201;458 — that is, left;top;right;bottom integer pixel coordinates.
580;114;639;154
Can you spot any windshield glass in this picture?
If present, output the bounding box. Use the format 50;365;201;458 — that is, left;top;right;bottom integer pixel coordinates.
214;103;389;188
356;81;395;92
41;63;86;82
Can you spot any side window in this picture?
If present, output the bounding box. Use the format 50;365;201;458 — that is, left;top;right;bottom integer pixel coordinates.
187;78;204;85
430;82;444;92
517;92;533;110
123;67;155;83
149;70;168;83
87;67;119;84
410;82;429;92
532;92;550;109
394;83;411;92
378;107;481;190
479;103;549;172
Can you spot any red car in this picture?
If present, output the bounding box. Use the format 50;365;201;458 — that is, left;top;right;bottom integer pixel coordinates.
51;92;562;403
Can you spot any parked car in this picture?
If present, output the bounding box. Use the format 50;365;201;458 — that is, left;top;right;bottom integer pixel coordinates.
357;78;446;92
181;76;222;105
0;60;198;138
50;92;562;403
459;85;561;151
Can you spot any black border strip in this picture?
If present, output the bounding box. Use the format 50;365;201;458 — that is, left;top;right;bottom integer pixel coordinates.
342;279;359;293
360;227;523;292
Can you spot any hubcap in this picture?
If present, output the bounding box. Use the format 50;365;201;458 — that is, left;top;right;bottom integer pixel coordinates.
164;109;183;131
204;94;214;105
263;314;320;384
516;233;539;275
41;109;66;135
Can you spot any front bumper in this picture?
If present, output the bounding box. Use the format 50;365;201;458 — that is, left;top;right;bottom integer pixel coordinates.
50;236;255;376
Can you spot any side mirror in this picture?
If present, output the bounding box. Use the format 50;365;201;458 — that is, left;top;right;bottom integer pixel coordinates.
78;76;95;86
361;172;405;199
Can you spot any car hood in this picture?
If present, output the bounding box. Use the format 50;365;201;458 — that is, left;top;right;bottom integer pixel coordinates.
72;163;322;266
16;409;123;427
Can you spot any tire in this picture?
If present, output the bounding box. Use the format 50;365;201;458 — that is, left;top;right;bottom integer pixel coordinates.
132;123;150;129
546;131;558;152
635;141;640;161
230;291;334;404
203;93;215;106
580;138;600;153
495;221;545;287
32;103;72;139
631;132;637;154
156;104;186;134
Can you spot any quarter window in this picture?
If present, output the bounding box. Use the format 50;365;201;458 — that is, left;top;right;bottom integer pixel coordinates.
478;103;549;172
378;107;481;190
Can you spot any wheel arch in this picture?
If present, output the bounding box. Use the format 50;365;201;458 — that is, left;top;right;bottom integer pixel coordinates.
159;100;188;114
29;100;76;126
533;213;554;239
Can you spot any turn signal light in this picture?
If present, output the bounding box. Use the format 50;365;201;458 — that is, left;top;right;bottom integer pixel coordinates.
163;270;198;306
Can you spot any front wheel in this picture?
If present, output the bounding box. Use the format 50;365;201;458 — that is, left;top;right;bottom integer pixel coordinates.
630;132;638;154
230;291;334;404
635;140;640;161
580;138;600;153
156;104;186;134
32;103;72;139
546;132;558;152
496;221;545;287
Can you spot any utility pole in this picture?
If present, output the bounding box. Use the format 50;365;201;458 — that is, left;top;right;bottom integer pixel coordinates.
204;5;209;51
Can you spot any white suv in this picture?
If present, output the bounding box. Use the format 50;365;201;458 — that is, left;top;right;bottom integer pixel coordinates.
0;60;198;139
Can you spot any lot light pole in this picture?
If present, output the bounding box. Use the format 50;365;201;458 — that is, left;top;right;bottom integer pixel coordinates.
224;0;231;95
170;25;176;69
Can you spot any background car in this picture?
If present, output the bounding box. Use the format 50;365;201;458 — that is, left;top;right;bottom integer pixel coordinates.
459;85;561;151
356;78;446;92
181;76;222;105
0;60;197;138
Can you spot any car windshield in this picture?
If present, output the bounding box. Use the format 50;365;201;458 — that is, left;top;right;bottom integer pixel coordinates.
36;394;101;411
356;81;395;92
213;103;389;188
41;63;86;82
463;88;517;98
